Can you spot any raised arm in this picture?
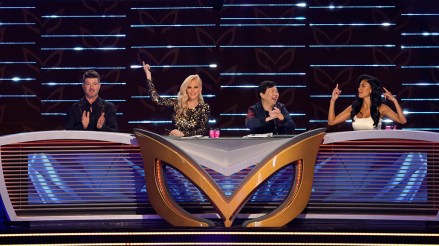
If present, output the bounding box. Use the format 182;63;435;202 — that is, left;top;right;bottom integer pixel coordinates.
143;61;152;81
328;83;352;126
142;62;175;107
380;87;407;124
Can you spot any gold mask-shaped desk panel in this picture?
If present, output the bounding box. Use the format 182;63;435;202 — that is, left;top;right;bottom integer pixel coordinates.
134;128;325;228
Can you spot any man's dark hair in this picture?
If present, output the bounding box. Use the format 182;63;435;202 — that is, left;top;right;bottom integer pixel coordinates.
82;70;100;83
257;80;276;100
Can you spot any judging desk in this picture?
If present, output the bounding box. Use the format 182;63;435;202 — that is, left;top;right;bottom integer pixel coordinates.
0;129;438;226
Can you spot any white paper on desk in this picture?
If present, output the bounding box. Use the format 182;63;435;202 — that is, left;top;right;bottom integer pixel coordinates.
242;133;273;138
182;135;204;138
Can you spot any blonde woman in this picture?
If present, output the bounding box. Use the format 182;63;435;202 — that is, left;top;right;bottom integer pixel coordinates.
143;62;210;137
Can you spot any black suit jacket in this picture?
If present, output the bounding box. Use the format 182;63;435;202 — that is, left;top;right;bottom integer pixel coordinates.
64;97;119;132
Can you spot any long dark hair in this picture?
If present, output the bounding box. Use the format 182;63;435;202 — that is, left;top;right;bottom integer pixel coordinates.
351;74;383;128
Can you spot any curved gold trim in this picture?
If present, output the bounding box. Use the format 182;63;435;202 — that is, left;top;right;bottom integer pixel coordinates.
134;128;325;227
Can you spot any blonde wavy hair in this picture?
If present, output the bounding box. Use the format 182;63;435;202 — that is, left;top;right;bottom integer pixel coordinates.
175;74;204;119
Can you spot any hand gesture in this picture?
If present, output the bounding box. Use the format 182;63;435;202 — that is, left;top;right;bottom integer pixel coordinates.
81;111;90;129
383;87;396;102
97;112;105;129
143;61;152;81
269;107;283;120
331;83;341;102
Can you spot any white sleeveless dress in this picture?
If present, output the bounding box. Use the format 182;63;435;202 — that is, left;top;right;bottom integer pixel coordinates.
352;116;382;130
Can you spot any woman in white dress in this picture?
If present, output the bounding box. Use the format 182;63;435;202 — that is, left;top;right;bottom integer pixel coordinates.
328;74;406;130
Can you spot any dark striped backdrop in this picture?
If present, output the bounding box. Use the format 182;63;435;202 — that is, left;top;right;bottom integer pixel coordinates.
1;0;438;136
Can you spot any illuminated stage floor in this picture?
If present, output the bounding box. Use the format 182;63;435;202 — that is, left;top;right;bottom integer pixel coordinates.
1;218;438;245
